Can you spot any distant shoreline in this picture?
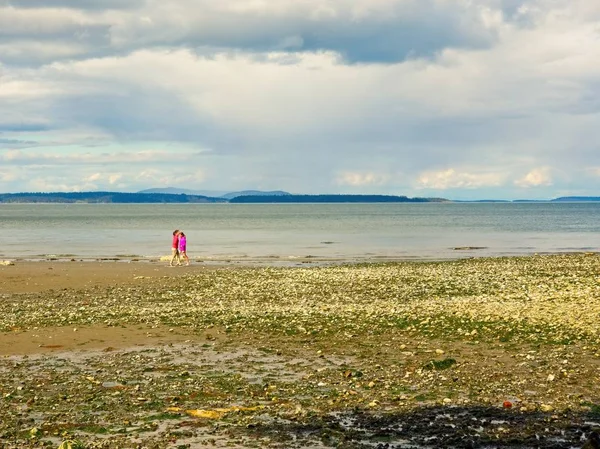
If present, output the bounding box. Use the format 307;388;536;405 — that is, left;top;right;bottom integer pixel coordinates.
1;191;599;203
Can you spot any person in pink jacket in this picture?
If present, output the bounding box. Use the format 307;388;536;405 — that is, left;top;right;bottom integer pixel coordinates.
178;232;190;266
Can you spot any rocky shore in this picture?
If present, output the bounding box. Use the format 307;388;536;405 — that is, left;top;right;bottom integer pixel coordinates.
1;255;599;448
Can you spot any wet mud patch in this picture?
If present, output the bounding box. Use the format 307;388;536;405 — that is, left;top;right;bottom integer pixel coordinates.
247;406;600;448
0;324;221;355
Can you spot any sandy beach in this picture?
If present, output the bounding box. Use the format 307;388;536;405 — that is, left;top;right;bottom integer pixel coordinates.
1;255;600;448
0;260;213;294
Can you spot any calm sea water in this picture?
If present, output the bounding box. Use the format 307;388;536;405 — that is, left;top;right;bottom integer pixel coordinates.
0;203;598;263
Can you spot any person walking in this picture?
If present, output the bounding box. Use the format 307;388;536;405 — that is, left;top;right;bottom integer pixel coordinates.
178;231;190;266
170;229;181;266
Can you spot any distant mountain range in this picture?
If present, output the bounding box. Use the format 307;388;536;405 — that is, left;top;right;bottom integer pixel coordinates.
0;191;599;204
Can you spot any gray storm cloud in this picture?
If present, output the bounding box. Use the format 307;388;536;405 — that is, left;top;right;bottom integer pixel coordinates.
0;0;506;65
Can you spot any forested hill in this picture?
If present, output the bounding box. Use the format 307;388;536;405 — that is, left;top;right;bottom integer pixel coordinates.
0;192;227;203
229;194;444;203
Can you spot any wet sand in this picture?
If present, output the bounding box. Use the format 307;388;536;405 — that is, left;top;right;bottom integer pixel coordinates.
0;260;213;294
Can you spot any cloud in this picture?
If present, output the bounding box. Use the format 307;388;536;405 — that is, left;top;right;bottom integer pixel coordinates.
0;138;38;147
416;168;506;190
0;169;18;182
0;123;49;132
514;167;553;187
0;159;208;193
86;172;122;184
0;0;505;66
586;167;600;177
27;177;102;192
335;171;390;186
133;168;206;187
0;40;91;65
11;0;145;10
0;149;207;165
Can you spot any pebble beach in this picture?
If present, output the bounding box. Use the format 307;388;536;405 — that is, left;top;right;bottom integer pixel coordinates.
1;254;600;448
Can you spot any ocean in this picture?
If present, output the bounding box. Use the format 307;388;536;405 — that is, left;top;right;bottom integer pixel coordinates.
0;202;598;263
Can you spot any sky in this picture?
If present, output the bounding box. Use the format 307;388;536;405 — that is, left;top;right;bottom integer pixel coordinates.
1;0;599;200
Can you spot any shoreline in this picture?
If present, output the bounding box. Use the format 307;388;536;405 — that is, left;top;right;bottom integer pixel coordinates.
1;248;597;266
1;252;473;264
